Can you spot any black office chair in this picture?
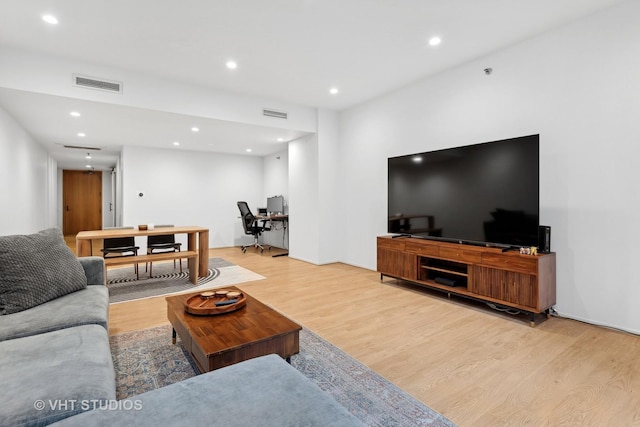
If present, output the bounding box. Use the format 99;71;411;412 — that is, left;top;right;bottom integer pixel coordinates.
237;201;270;253
101;234;140;279
146;230;182;277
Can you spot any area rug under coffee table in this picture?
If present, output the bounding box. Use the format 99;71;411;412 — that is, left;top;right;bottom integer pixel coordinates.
110;324;455;426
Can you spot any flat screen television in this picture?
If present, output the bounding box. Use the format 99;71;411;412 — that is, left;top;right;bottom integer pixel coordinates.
387;134;539;248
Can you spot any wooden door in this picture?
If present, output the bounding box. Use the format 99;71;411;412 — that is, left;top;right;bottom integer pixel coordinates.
63;170;102;235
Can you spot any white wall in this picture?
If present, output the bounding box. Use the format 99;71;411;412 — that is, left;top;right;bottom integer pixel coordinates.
0;106;55;235
316;109;343;264
337;1;640;333
120;146;263;251
287;110;343;264
289;134;320;263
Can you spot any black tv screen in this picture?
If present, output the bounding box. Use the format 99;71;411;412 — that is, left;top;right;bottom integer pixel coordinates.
388;134;539;248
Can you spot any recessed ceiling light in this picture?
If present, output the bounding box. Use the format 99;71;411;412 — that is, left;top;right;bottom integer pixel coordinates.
42;15;58;25
412;156;423;163
277;138;284;142
329;87;339;95
85;153;92;160
428;36;442;47
173;141;180;146
246;148;252;153
191;127;199;132
77;132;86;137
85;164;92;168
70;111;80;117
226;61;238;69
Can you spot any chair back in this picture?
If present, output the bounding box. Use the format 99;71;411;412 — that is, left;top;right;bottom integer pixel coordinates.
148;234;176;245
237;201;255;235
104;236;136;249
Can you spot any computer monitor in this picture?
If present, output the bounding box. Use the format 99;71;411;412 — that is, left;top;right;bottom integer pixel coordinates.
267;196;284;214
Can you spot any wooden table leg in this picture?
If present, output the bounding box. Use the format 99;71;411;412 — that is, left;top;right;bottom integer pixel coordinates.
76;238;92;257
198;230;209;277
187;232;197;284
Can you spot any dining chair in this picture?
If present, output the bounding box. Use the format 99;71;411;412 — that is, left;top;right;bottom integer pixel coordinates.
101;227;140;279
146;225;182;277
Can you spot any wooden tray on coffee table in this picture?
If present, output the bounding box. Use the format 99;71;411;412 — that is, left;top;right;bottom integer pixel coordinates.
184;290;247;315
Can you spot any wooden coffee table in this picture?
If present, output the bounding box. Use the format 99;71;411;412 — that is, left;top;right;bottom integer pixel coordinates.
166;286;302;373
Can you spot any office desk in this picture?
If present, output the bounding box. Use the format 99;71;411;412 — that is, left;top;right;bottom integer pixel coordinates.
76;226;209;284
257;214;288;222
256;215;288;257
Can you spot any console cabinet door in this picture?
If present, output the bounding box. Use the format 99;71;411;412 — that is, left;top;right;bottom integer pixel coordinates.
377;247;417;280
470;267;537;309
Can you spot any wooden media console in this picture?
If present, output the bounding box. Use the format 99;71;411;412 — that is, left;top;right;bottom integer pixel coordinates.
377;236;556;326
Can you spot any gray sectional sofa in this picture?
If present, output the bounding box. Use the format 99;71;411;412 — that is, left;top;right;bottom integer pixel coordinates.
0;228;364;427
0;228;116;427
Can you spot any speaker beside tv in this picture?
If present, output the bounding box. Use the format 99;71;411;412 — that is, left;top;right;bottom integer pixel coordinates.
538;225;551;253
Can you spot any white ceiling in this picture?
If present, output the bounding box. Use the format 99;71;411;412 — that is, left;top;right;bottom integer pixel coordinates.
0;87;309;170
0;0;627;169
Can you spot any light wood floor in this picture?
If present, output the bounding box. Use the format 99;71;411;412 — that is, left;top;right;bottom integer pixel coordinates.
102;246;640;426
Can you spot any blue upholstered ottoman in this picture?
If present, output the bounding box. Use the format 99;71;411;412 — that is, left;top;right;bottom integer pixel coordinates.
51;354;364;426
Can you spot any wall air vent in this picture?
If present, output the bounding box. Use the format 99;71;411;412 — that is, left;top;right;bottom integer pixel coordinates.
262;108;288;119
73;74;123;93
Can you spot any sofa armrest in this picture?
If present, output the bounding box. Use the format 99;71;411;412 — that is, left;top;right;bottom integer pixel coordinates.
78;257;105;286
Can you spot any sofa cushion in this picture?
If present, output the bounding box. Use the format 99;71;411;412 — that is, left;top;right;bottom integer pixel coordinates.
0;324;116;427
51;354;364;427
0;285;109;341
0;228;87;315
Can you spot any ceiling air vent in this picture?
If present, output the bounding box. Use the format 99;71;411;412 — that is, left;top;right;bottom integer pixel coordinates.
73;74;123;93
63;145;101;151
262;108;288;119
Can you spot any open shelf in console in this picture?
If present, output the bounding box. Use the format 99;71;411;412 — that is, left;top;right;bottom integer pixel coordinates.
419;257;468;288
